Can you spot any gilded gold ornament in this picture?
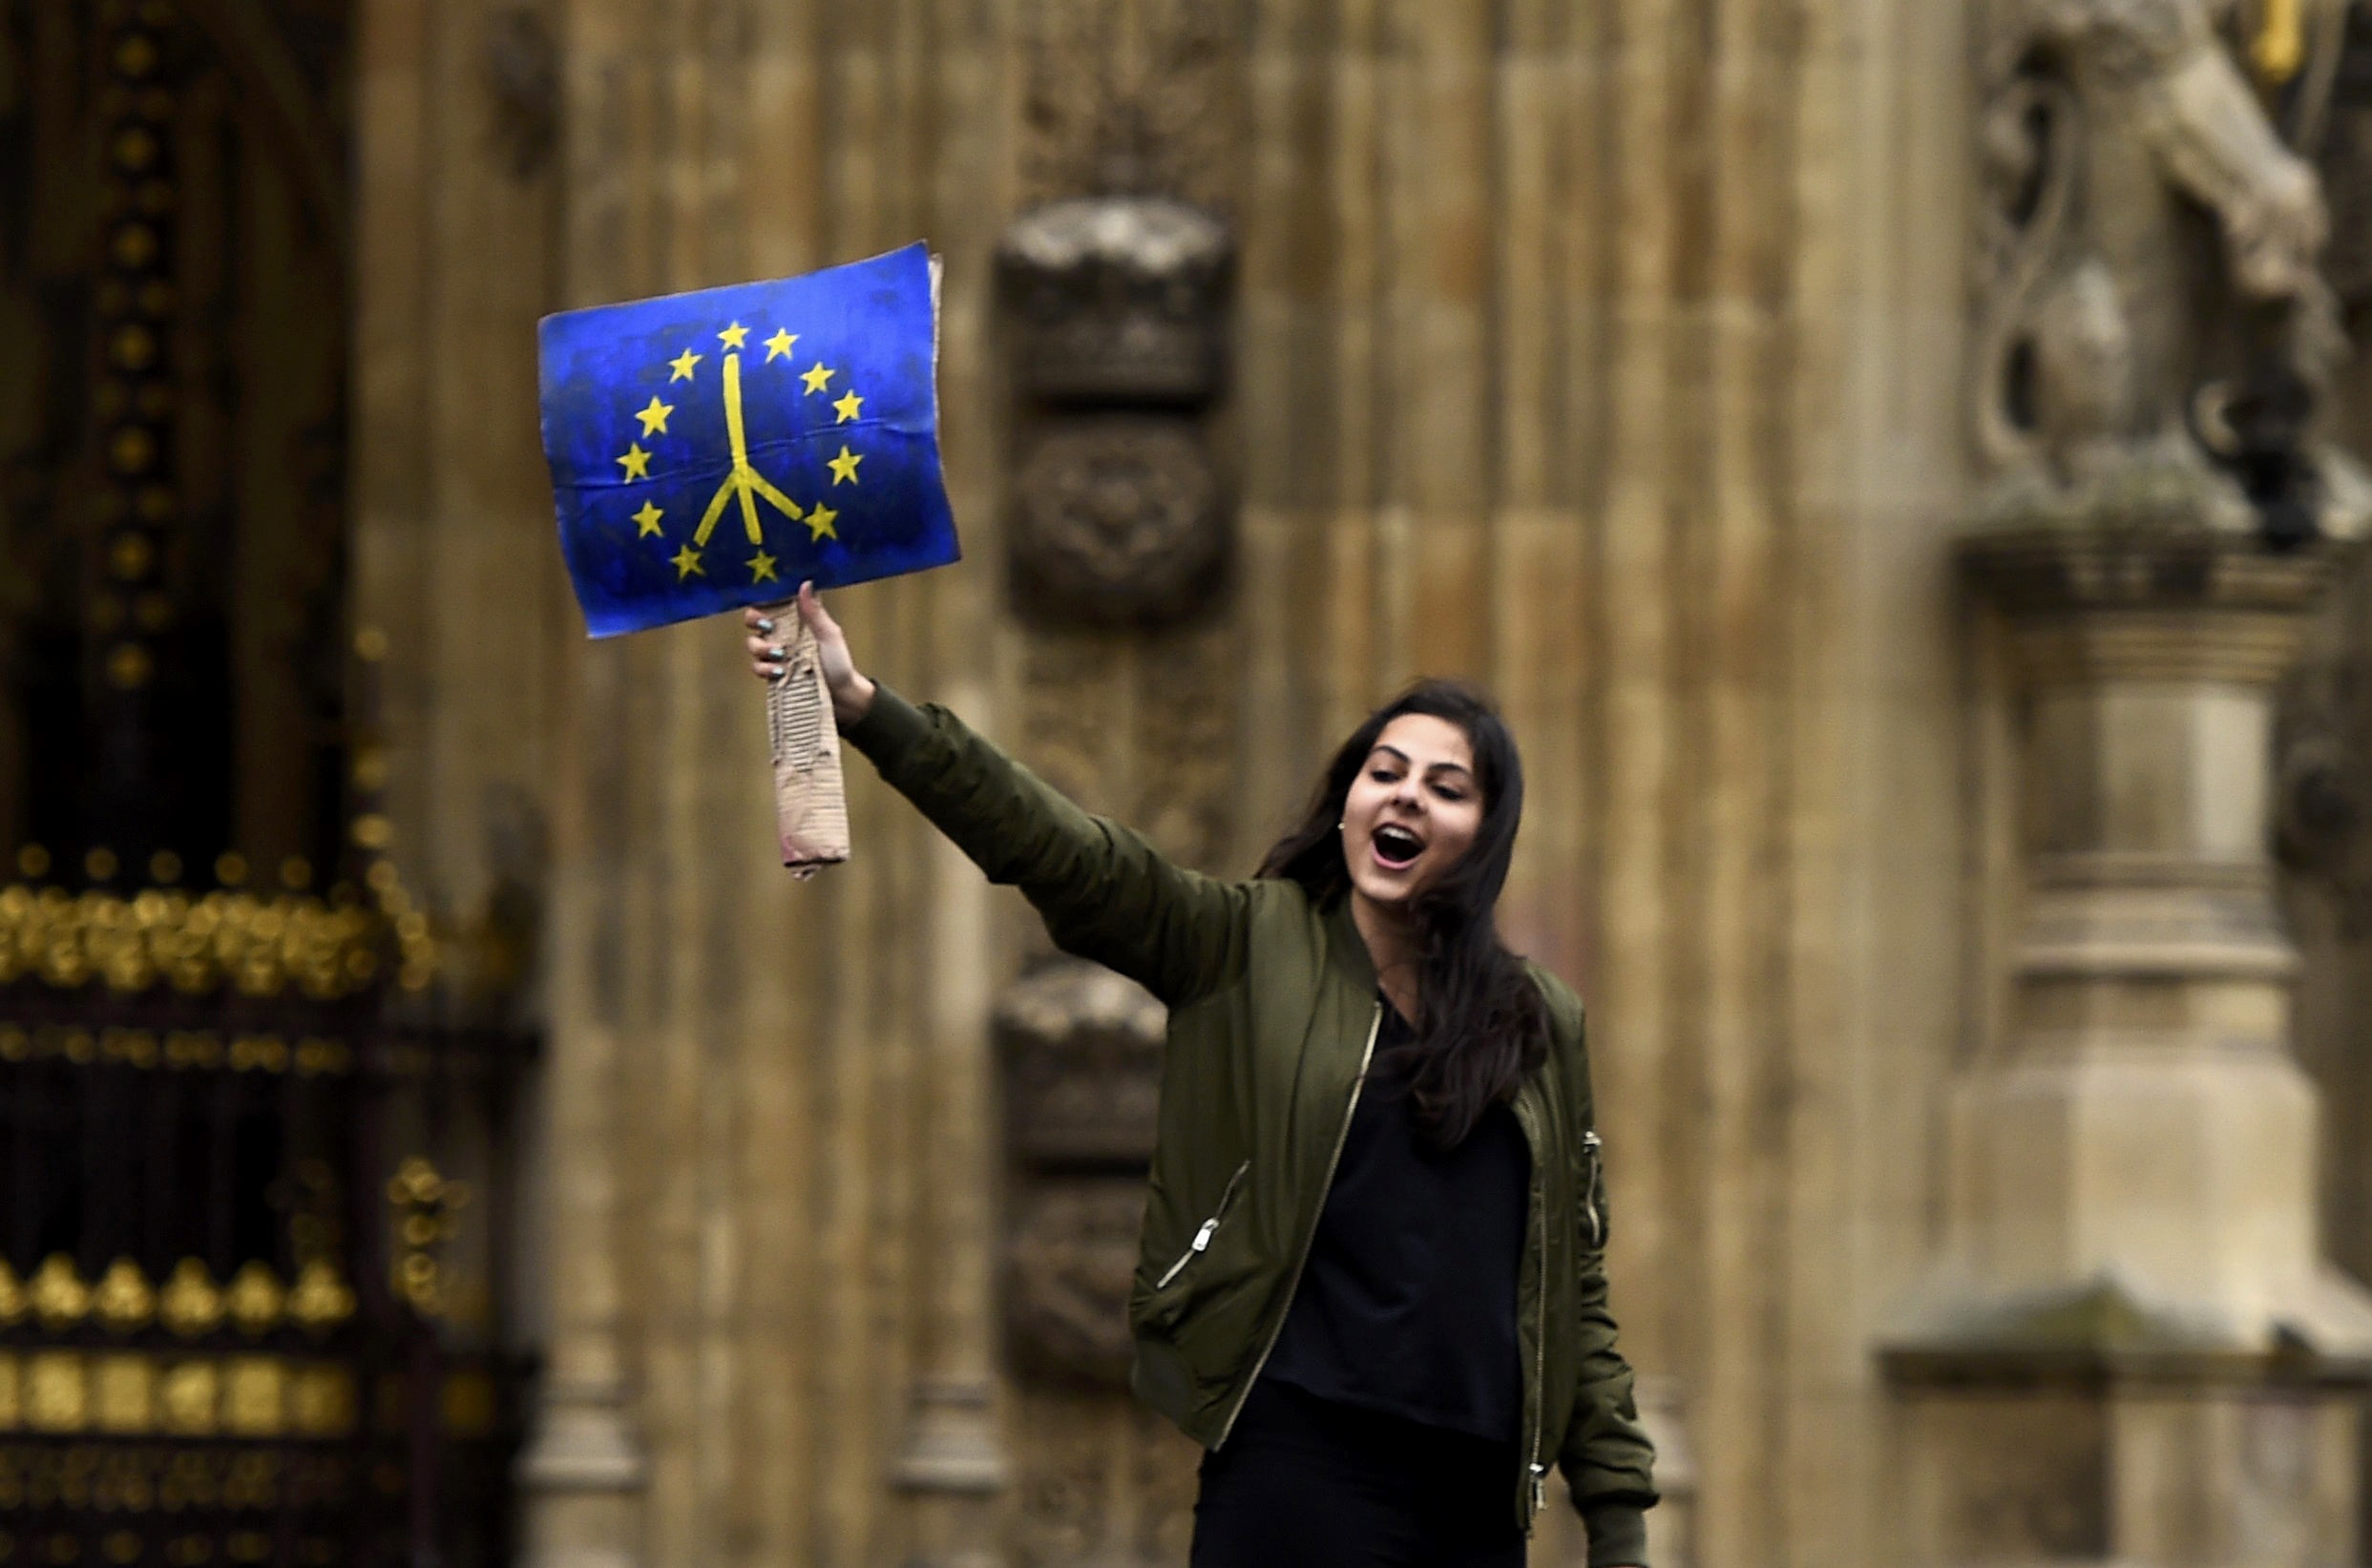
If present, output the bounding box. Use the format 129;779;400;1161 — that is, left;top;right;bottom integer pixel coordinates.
0;883;434;999
158;1260;223;1337
223;1264;283;1336
285;1259;355;1333
387;1158;467;1315
28;1352;86;1432
31;1256;91;1328
93;1353;154;1432
222;1357;283;1437
158;1360;218;1436
93;1259;154;1332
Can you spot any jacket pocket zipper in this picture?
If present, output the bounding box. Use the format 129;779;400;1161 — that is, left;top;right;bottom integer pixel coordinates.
1155;1160;1251;1289
1581;1130;1605;1250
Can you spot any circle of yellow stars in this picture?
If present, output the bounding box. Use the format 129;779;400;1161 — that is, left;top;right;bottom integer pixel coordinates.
614;318;871;583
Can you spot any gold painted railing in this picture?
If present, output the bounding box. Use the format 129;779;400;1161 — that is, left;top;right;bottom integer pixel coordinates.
0;1256;356;1337
0;1350;357;1440
0;1025;355;1075
0;883;437;999
0;1256;363;1440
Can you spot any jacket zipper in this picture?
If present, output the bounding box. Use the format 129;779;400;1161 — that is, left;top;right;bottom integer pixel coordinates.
1525;1149;1549;1528
1213;999;1383;1450
1526;1130;1606;1524
1154;1160;1252;1289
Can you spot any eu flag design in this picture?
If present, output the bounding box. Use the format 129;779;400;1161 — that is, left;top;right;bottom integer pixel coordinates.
538;243;959;638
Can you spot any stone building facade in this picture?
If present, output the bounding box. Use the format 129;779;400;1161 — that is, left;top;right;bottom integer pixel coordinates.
12;2;2372;1567
352;1;2372;1565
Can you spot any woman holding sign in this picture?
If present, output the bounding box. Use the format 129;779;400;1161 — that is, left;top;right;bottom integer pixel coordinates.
747;586;1655;1568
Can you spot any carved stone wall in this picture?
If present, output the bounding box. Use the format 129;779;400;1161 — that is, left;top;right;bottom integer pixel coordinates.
343;7;2106;1568
997;9;1247;1560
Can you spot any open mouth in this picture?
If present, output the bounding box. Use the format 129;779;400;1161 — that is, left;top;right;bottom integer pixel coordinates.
1371;823;1425;870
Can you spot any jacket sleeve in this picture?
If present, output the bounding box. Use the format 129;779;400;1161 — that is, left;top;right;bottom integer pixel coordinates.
1560;1247;1658;1565
1550;990;1659;1567
844;683;1248;1006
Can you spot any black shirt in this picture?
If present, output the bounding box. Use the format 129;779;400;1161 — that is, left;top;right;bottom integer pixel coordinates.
1262;999;1532;1442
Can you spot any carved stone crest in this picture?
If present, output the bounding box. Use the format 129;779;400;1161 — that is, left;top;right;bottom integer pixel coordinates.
1012;418;1224;627
1004;1180;1148;1386
1972;0;2372;539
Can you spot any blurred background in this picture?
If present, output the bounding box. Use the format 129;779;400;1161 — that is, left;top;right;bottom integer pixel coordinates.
10;3;2372;1567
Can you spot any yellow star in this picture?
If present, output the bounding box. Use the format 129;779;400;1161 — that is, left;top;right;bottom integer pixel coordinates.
833;389;864;424
671;543;703;579
764;328;798;362
617;444;652;481
805;502;838;540
668;348;702;382
827;445;862;486
800;362;835;394
718;322;750;350
635;395;674;437
748;550;779;583
632;501;664;537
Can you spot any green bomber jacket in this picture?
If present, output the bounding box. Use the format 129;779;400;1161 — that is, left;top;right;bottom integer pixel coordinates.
847;685;1658;1558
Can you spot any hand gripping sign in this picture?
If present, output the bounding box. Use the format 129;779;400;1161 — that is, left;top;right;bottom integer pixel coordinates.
538;245;957;873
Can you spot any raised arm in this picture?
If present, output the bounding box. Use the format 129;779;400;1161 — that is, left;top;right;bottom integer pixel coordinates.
747;587;1248;1005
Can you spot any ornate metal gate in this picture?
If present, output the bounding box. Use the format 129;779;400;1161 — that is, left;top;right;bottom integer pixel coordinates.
0;6;531;1567
0;911;529;1568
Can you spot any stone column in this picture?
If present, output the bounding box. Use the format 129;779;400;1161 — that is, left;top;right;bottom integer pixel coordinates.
1886;528;2372;1568
889;835;1013;1568
516;641;646;1568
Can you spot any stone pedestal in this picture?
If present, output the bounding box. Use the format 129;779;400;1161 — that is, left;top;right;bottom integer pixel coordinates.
891;1378;1010;1568
516;1375;647;1568
1886;529;2372;1568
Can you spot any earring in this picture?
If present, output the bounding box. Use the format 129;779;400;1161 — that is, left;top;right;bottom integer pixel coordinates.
1336;820;1345;831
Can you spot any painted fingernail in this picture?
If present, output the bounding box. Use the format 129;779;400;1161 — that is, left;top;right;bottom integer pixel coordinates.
755;618;774;633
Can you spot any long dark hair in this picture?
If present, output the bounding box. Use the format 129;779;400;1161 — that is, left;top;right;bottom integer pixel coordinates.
1256;680;1550;1148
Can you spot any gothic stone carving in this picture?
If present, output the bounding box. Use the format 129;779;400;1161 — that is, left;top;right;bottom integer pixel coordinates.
1017;0;1243;211
2313;5;2372;303
997;959;1166;1386
1011;418;1224;628
1974;0;2372;539
1000;197;1232;405
998;957;1165;1165
1000;196;1234;627
1005;1179;1148;1386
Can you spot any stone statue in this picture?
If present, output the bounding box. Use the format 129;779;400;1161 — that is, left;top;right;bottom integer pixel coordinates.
1974;0;2372;537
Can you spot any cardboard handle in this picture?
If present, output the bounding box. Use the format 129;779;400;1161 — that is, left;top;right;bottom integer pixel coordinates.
757;603;850;877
